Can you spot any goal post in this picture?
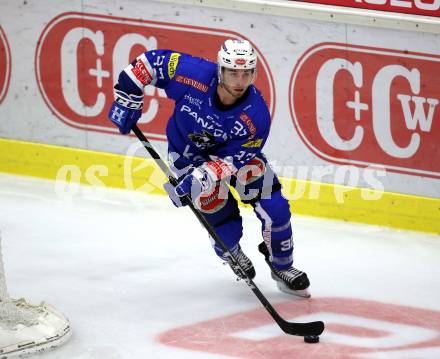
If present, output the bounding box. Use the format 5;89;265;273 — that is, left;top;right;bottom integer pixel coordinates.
0;231;71;357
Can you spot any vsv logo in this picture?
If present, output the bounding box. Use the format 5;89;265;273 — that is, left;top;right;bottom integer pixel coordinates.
35;12;274;140
0;26;11;105
290;43;440;178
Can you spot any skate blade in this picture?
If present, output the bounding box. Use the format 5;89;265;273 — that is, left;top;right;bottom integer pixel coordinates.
276;282;311;298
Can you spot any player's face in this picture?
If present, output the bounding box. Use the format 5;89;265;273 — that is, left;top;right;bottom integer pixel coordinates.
221;68;255;97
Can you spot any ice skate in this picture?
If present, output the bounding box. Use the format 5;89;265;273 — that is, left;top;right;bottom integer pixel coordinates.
270;266;311;298
258;242;311;298
226;247;256;280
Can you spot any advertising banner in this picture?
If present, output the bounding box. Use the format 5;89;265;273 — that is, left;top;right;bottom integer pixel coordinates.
291;43;440;179
0;26;11;105
293;0;440;17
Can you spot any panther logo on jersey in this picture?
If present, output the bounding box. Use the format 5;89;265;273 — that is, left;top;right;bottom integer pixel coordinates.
188;130;217;149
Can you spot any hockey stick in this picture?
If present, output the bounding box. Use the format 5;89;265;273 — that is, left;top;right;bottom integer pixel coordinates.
132;125;324;337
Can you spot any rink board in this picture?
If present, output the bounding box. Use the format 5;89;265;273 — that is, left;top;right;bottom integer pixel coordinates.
1;137;438;234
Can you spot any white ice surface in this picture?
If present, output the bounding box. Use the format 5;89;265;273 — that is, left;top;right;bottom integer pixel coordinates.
0;173;439;359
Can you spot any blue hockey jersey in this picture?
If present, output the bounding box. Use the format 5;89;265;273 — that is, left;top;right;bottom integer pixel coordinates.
116;50;271;172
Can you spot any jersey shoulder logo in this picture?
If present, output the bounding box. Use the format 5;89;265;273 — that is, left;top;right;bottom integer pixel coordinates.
242;138;263;148
168;52;181;79
131;58;152;86
239;112;257;138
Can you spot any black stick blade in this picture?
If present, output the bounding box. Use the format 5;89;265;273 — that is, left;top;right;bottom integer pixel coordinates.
280;320;325;337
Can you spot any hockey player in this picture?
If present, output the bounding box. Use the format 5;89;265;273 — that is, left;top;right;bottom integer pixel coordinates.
108;39;310;297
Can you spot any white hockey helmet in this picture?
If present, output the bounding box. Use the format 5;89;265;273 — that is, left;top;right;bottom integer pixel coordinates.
217;39;257;71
